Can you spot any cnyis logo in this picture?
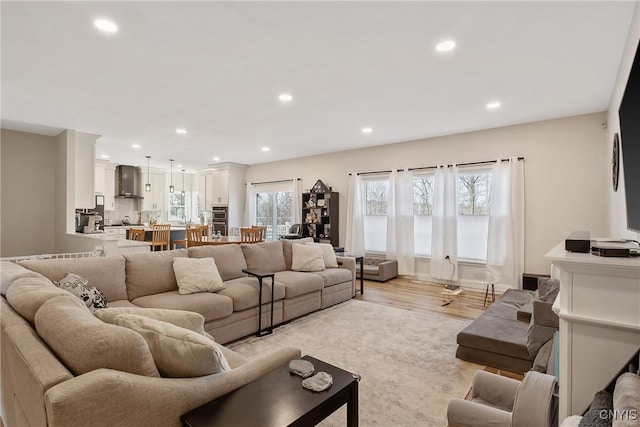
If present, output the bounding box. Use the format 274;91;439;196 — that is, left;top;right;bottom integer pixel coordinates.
599;409;638;421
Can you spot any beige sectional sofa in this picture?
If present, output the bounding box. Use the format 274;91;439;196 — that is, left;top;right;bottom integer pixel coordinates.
0;238;355;426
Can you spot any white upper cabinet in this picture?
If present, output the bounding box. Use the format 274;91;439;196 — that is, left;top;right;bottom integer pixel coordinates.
95;160;116;211
140;170;166;211
211;169;229;206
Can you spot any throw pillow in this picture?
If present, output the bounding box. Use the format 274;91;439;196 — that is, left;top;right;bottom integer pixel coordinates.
95;307;207;335
112;313;230;377
578;390;613;427
291;244;325;272
538;278;560;303
304;242;339;268
54;272;108;312
173;257;225;295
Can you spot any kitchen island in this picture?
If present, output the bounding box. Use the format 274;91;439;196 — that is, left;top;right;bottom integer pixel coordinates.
73;232;151;255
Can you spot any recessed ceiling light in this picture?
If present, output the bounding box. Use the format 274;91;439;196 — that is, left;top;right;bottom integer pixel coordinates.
94;19;118;33
486;101;502;110
361;127;373;134
262;147;271;152
436;40;456;52
278;93;293;103
176;164;183;168
131;144;141;149
212;157;220;161
100;154;110;159
176;128;188;135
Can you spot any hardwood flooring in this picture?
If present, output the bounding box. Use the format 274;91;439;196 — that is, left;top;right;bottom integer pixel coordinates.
354;277;496;321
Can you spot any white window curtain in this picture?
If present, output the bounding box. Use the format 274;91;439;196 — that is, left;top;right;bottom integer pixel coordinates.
292;179;302;224
243;183;256;227
388;170;415;276
345;174;365;255
486;158;525;288
430;165;459;282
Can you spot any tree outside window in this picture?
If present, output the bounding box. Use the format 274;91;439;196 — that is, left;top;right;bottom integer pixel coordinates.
365;180;388;215
413;175;434;215
458;172;491;215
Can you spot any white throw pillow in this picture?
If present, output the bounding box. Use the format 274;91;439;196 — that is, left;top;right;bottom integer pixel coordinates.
291;244;325;272
304;242;339;268
112;313;230;377
173;257;225;295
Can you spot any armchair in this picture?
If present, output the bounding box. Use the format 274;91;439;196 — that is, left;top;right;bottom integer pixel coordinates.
357;255;398;282
447;370;558;427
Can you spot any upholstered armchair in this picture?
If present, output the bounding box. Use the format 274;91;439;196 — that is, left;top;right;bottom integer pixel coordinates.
357;255;398;282
447;370;558;427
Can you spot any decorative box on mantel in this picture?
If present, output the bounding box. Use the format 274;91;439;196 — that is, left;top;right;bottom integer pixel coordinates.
545;242;640;420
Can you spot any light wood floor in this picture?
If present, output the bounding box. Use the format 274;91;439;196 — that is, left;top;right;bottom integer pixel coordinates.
354;276;496;321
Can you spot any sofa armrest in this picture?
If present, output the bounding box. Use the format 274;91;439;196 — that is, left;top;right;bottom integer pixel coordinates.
471;370;520;411
44;346;301;427
447;398;511;427
335;256;356;293
376;260;398;281
533;300;558;329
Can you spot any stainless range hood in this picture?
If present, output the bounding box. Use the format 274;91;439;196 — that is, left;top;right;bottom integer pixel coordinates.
115;165;144;199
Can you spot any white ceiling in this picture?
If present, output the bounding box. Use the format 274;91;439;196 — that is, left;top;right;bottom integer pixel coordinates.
1;1;636;171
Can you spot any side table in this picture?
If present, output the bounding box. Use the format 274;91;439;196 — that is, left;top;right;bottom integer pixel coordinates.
242;268;275;336
336;252;364;295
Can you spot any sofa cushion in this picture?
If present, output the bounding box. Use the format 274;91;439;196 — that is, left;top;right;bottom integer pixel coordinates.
124;249;188;300
305;242;339;268
19;255;128;302
310;267;352;287
187;245;248;281
173;257;225;295
456;314;532;361
111;313;230;377
281;237;314;270
6;277;72;324
95;307;208;335
132;290;233;322
0;261;46;297
217;277;286;312
241;241;286;273
54;272;108;312
291;244;325;272
274;270;324;299
34;294;159;377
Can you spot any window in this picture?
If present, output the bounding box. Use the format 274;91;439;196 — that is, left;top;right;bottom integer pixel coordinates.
413;175;434;256
363;179;389;252
168;192;186;221
255;190;293;241
457;169;491;261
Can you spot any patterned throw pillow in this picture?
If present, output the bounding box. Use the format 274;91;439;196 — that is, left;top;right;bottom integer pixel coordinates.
54;272;108;312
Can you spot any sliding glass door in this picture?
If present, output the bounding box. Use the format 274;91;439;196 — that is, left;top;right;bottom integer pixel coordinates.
255;190;293;241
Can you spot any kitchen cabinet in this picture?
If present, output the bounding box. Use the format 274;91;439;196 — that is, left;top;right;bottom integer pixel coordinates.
198;171;214;211
211;169;229;206
140;171;166;211
196;164;246;231
95;160;116;211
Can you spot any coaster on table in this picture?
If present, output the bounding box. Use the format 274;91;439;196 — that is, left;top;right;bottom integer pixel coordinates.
302;371;333;392
289;359;314;378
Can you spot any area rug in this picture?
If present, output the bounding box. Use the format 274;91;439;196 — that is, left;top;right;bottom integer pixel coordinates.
227;299;483;426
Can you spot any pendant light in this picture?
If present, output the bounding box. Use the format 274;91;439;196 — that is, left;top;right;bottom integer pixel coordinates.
145;156;151;192
169;159;175;193
181;169;186;197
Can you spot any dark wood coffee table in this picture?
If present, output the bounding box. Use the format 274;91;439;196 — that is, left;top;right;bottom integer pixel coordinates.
181;355;360;427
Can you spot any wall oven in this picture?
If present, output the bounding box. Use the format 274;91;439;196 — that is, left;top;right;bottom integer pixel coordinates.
212;222;227;236
212;207;228;221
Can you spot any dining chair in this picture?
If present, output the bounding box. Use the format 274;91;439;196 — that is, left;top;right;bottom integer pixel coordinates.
251;225;267;242
185;226;205;247
128;228;146;241
240;227;260;243
151;224;171;251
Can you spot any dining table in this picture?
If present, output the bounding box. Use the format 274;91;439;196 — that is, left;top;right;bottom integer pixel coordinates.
199;236;264;245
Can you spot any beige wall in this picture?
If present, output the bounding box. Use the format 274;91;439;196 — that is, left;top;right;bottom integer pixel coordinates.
1;129;57;256
607;0;640;241
246;112;609;277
